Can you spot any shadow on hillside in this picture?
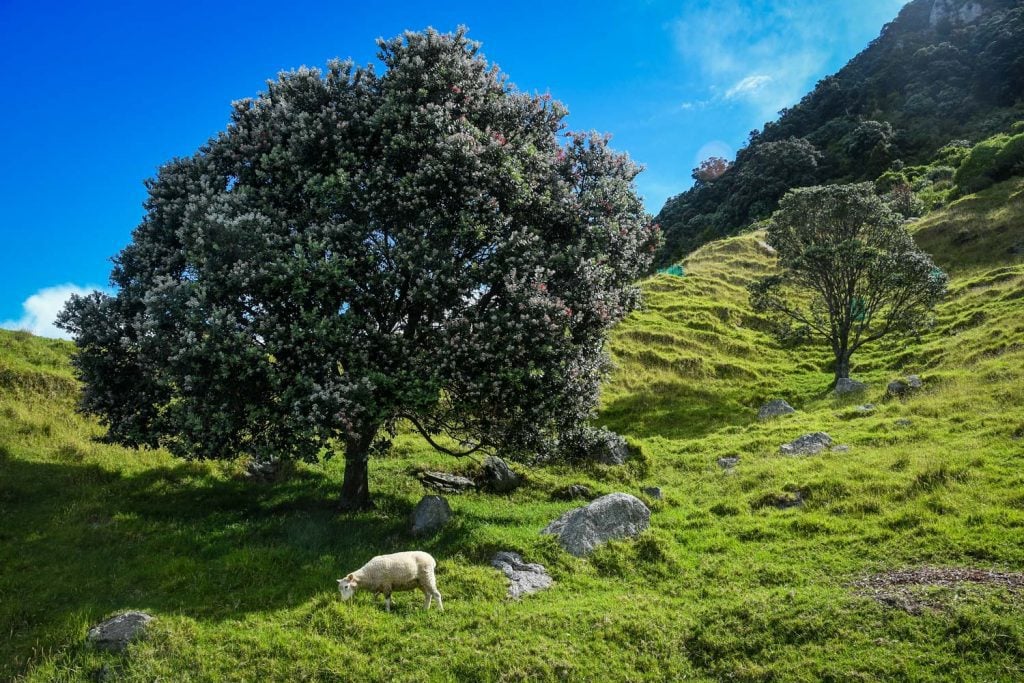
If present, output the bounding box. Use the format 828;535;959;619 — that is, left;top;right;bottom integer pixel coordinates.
0;455;478;675
599;382;751;440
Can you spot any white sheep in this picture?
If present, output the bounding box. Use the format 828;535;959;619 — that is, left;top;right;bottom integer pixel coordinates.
337;550;443;612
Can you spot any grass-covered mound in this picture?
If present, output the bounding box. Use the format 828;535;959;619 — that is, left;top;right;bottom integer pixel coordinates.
2;186;1024;680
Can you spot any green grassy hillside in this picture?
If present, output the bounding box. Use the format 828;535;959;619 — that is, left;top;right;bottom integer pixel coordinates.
2;187;1024;681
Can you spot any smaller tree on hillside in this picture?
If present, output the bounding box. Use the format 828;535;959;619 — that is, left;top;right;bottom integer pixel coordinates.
692;156;731;185
748;183;947;383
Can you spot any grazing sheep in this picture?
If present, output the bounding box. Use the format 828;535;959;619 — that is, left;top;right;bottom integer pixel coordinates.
337;550;443;612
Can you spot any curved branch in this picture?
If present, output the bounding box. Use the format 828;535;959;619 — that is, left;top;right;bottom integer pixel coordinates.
398;412;487;460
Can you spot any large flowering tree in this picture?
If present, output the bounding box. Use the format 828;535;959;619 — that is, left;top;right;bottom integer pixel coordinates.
58;29;659;510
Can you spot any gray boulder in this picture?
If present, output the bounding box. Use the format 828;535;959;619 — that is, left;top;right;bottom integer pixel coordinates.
641;486;663;500
717;456;740;469
542;493;651;557
409;495;451;537
418;471;476;494
758;399;796;420
491;551;553;599
888;375;923;398
779;432;833;456
86;611;153;652
481;456;521;493
834;378;867;395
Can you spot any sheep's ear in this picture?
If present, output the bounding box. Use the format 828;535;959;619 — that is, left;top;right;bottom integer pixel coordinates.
337;579;344;585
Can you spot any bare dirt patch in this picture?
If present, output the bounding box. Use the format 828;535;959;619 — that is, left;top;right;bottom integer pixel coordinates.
852;566;1024;614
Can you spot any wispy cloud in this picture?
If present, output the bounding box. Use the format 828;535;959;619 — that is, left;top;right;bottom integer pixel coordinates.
672;0;907;120
725;74;774;100
1;284;106;340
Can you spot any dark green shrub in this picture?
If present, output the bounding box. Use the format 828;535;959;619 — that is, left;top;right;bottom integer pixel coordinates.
953;135;1009;194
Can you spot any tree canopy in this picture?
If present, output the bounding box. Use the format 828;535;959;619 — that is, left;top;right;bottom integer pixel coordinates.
748;183;947;382
58;28;660;509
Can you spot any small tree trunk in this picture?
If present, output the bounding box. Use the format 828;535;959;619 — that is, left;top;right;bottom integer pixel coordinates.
834;353;851;382
339;426;377;511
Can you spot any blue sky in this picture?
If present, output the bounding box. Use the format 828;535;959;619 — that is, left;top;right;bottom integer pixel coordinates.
0;0;906;337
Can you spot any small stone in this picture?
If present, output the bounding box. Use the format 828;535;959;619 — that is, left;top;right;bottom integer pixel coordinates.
551;484;592;501
834;378;867;395
780;432;833;456
832;444;851;453
889;375;924;397
491;551;553;599
895;418;913;427
758;399;796;420
856;404;876;413
481;456;521;493
641;486;663;500
409;495;451;537
717;456;740;469
86;611;153;652
244;456;282;481
418;471;476;493
542;493;651;557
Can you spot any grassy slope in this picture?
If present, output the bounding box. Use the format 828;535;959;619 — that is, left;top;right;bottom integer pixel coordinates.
2;184;1024;681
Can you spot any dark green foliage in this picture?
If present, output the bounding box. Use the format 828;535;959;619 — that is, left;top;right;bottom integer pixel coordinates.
655;0;1024;267
57;29;659;509
749;184;947;381
953;131;1024;195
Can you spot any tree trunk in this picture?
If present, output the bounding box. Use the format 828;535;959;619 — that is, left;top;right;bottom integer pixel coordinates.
339;427;377;511
834;353;851;382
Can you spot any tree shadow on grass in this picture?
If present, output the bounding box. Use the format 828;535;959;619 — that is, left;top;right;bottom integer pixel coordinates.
599;381;753;441
0;454;475;678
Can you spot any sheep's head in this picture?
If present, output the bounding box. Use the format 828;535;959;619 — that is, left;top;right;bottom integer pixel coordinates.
337;574;357;601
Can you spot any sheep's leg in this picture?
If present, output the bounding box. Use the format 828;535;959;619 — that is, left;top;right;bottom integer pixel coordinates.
384;592;392;612
424;591;432;610
423;573;443;612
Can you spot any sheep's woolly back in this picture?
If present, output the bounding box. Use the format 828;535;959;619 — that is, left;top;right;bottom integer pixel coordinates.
353;551;436;590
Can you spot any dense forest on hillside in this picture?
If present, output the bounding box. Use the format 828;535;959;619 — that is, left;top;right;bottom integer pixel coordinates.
654;0;1024;267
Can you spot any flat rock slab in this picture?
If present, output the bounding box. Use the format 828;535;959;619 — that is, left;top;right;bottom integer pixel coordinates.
542;493;651;557
491;551;553;599
409;495;451;537
87;611;153;652
780;432;833;456
418;471;476;493
758;399;796;420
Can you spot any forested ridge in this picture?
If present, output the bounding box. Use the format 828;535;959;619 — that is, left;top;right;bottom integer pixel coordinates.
654;0;1024;267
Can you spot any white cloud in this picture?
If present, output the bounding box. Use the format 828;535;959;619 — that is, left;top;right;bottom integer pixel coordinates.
1;284;107;340
671;0;908;120
725;74;774;100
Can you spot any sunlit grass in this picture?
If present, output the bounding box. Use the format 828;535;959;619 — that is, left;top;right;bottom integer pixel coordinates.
2;188;1024;680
